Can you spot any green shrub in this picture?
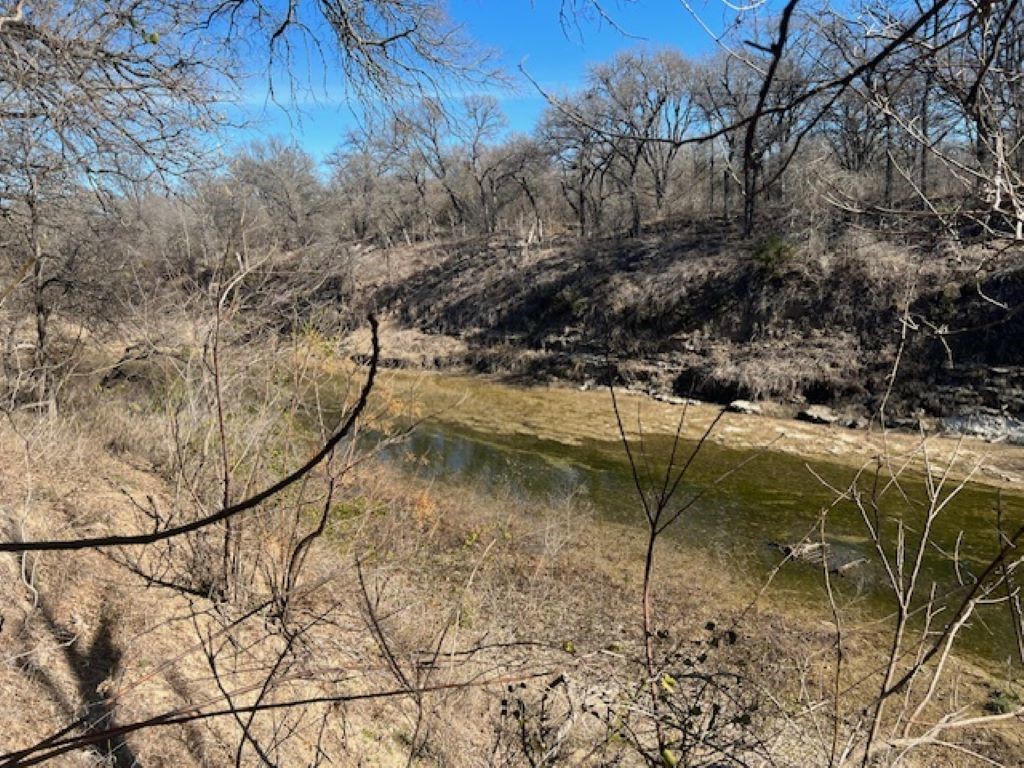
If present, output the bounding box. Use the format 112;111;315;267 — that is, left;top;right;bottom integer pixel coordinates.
752;234;795;272
984;688;1021;715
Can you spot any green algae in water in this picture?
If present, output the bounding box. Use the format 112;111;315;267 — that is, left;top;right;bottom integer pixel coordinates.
376;416;1024;663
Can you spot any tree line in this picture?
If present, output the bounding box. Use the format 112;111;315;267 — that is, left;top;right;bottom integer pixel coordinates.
242;1;1024;247
4;1;1024;405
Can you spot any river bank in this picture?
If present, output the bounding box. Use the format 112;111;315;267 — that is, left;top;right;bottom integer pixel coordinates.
352;224;1024;433
1;320;1021;766
349;329;1024;492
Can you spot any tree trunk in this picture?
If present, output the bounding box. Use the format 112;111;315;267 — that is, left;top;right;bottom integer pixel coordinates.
629;175;642;238
743;160;758;237
723;169;730;220
31;243;51;406
884;116;894;208
709;148;716;215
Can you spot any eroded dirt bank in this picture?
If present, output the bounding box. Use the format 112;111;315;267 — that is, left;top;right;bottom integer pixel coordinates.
352;223;1024;428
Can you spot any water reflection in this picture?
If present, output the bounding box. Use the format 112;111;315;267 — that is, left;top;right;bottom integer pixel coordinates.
375;418;1024;662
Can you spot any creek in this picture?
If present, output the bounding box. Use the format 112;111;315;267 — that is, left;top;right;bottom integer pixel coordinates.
370;371;1024;663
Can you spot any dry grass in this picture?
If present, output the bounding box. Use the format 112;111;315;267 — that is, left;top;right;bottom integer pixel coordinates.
690;330;864;403
0;400;747;765
0;317;1020;767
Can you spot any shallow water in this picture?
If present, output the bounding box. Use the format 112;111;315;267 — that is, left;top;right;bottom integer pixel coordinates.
368;373;1024;663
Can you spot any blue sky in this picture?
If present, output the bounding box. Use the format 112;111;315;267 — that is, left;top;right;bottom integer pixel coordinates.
227;1;730;160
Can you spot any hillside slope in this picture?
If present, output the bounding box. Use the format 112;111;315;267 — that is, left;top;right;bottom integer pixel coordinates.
366;221;1024;420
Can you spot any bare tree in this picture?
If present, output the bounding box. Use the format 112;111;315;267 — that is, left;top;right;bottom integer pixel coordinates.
456;95;513;234
586;49;694;235
0;0;223;403
229;139;326;251
330;118;437;244
539;91;615;239
217;0;487;105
